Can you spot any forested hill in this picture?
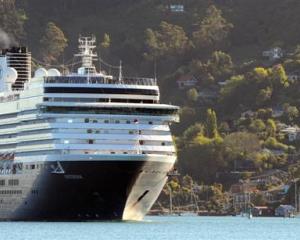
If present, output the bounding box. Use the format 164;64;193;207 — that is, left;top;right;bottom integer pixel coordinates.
3;0;300;187
11;0;300;72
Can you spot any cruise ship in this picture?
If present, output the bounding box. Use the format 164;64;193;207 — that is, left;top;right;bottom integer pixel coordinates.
0;36;179;221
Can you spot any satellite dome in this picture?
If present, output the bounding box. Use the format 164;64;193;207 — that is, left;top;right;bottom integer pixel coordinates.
5;67;18;83
48;68;61;77
34;68;48;78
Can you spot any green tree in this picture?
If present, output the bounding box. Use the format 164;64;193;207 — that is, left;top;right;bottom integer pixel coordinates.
101;33;111;49
192;5;233;50
0;0;26;44
144;21;190;59
223;132;261;162
187;88;199;102
270;65;289;88
257;108;273;120
256;87;272;106
282;103;299;123
207;51;234;80
205;109;219;138
182;123;204;145
266;119;276;137
249;119;266;133
40;22;68;64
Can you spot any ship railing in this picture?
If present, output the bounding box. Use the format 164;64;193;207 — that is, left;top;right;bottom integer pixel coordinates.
0;93;20;103
44;76;157;86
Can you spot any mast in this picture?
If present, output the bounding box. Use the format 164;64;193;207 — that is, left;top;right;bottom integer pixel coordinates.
295;180;298;213
75;36;98;75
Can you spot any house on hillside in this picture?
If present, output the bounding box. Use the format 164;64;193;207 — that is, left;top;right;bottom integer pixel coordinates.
252;206;274;217
280;126;300;142
198;88;218;99
176;74;197;90
287;71;300;82
241;110;255;119
169;4;184;13
262;47;284;61
230;182;257;210
218;80;230;86
271;106;284;118
275;205;295;217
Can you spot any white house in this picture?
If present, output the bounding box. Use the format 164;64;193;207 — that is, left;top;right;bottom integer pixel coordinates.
241;110;255;119
262;47;283;61
287;71;300;82
169;4;184;12
281;126;300;142
275;205;295;217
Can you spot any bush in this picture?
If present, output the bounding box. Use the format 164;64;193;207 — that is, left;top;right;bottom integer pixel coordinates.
264;137;289;151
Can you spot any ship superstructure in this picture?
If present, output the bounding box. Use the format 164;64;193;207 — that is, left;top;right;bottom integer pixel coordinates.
0;36;179;221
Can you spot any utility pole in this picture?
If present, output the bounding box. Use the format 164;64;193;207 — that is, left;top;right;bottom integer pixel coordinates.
167;184;172;214
295;180;298;213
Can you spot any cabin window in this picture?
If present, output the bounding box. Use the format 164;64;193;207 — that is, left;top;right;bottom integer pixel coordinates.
84;118;89;123
149;121;153;125
88;139;94;144
126;120;130;124
0;180;4;186
104;120;109;123
8;179;19;186
115;120;120;124
87;129;92;134
161;142;166;146
139;140;144;145
93;120;98;123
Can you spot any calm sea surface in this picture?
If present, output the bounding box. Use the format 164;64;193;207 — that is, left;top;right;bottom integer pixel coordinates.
0;216;299;240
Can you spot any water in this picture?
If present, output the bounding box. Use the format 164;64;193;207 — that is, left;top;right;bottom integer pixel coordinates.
0;216;299;240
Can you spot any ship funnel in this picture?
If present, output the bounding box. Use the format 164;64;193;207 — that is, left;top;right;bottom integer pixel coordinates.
1;47;31;90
